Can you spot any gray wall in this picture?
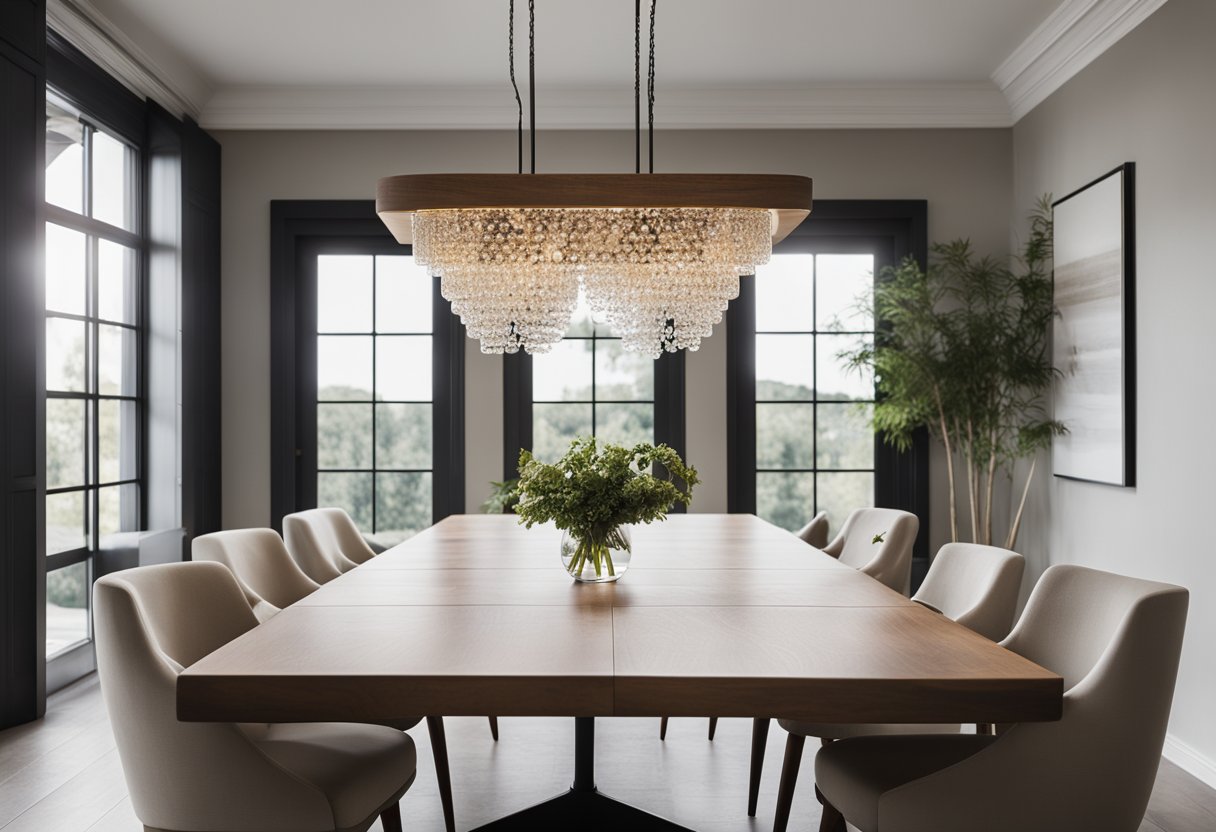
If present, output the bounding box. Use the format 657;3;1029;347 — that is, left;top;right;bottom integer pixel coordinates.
216;127;1013;551
1013;0;1215;783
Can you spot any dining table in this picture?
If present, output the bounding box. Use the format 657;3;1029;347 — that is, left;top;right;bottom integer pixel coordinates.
177;513;1063;831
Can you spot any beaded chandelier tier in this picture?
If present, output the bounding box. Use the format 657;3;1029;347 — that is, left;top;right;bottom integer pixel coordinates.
376;2;813;356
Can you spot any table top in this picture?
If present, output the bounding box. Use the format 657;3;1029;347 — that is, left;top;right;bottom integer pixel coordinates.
178;514;1062;725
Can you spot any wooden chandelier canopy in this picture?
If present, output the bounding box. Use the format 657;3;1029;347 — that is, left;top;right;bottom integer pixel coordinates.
375;173;814;246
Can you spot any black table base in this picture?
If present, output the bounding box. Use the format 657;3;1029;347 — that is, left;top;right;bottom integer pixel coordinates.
469;717;694;831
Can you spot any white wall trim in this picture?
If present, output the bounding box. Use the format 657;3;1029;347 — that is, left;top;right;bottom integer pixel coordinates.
46;0;208;120
993;0;1170;122
1163;733;1216;791
200;83;1013;131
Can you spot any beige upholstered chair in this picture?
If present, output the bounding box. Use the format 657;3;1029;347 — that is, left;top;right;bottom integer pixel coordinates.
797;511;830;549
94;562;415;832
283;507;376;584
814;564;1189;832
822;508;919;595
193;528;320;622
756;543;1025;830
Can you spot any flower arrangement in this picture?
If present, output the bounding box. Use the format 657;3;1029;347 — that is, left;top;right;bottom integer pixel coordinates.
514;437;698;580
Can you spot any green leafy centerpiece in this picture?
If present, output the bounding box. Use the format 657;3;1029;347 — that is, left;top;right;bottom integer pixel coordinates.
514;438;698;583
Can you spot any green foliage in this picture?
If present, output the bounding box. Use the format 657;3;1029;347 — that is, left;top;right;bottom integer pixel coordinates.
481;479;520;514
514;437;698;543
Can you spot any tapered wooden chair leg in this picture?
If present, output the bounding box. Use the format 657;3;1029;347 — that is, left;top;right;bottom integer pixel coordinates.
379;801;403;832
660;716;669;740
488;715;500;741
748;717;771;816
426;716;457;832
708;717;719;740
815;784;846;832
772;733;805;832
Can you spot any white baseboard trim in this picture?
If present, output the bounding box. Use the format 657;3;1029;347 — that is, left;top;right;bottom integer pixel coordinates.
1163;733;1216;790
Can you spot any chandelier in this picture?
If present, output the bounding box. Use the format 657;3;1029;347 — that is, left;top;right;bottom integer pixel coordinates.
377;1;813;357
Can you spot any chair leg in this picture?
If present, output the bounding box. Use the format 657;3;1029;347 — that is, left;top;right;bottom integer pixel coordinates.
488;715;499;741
708;717;719;740
772;732;806;832
815;784;846;832
660;716;669;740
379;801;403;832
426;716;456;832
747;717;771;817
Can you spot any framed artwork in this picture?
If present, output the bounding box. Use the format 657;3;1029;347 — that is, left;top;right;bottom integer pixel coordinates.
1051;162;1136;486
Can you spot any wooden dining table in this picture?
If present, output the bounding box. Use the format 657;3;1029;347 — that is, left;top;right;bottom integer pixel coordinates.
178;513;1062;831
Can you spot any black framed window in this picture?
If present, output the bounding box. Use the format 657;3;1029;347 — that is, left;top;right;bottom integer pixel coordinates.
270;202;465;540
43;90;143;662
729;201;930;571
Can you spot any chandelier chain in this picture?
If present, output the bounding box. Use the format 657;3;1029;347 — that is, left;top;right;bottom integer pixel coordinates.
634;0;641;174
509;0;522;174
529;0;536;173
648;0;656;173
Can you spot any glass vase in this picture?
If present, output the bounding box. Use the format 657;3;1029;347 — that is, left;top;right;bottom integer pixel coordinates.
560;525;632;583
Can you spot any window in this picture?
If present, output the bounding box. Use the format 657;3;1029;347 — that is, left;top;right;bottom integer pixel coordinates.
753;253;875;532
44;93;142;660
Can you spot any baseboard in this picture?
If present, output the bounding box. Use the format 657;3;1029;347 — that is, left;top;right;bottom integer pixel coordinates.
1163;733;1216;791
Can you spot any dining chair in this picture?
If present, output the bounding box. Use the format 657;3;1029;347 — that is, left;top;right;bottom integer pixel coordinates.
283;507;376;584
193;528;320;622
822;507;919;595
814;564;1189;832
94;561;416;832
755;542;1026;830
797;510;830;549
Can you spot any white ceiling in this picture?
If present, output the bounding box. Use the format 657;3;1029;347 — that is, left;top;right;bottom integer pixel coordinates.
55;0;1170;128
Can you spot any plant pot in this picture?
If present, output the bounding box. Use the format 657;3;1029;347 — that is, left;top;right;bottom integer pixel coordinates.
560;525;632;583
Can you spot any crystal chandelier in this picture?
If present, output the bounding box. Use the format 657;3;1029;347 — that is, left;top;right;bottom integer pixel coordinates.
377;1;813;356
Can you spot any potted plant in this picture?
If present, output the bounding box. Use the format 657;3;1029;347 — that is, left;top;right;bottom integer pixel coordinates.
841;200;1064;548
514;437;698;582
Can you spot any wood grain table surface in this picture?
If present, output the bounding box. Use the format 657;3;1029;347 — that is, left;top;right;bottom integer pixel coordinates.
177;514;1062;725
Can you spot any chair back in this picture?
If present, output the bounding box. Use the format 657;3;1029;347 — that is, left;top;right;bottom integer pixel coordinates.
913;543;1025;641
796;511;830;549
193;528;319;617
94;563;331;830
283;507;375;584
822;507;918;595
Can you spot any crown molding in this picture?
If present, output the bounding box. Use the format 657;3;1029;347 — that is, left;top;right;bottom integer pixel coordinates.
46;0;209;120
200;83;1012;131
993;0;1169;122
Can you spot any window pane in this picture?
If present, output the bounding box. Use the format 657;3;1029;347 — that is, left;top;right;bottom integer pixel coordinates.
318;472;373;531
47;491;87;555
98;399;137;484
47;398;86;490
46;562;89;657
317;404;373;469
317;255;373;333
755;254;814;332
533;403;592;462
46;318;87;393
595;403;653;449
595;339;653;401
375;472;432;546
98;483;138;539
318;336;373;400
98;240;137;324
816;256;873;332
756;334;814;401
533;340;593;401
45;101;83;214
376;336;432;401
816;334;873;401
91;130;134;231
99;324;137;396
817;472;874;534
757;472;814;533
756;403;814;469
376;403;431;469
375;256;432;334
817;403;874;470
46;224;86;316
